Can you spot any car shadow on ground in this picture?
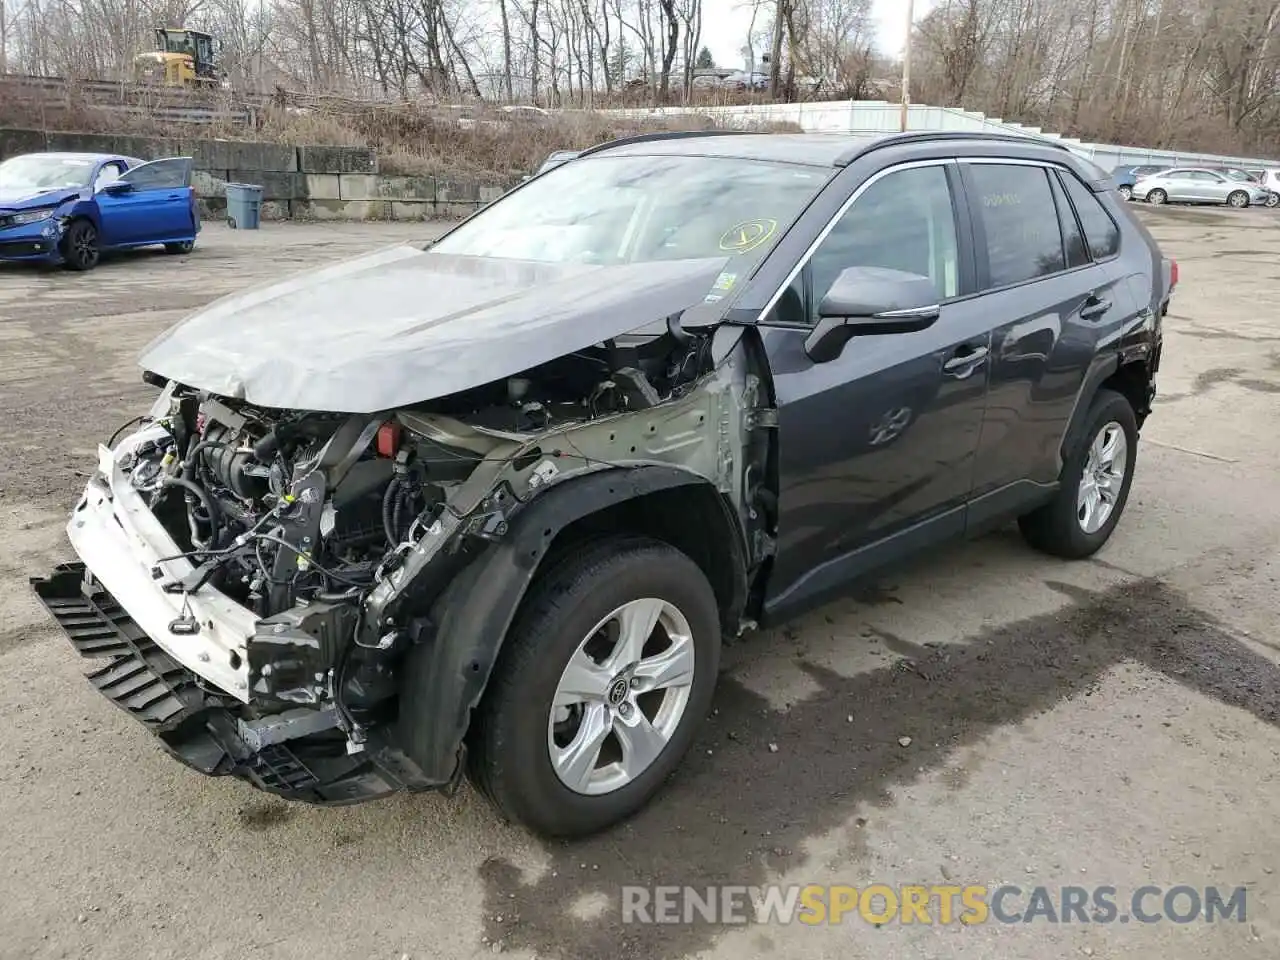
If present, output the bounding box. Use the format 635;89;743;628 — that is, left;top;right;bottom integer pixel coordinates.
0;246;187;276
475;570;1280;960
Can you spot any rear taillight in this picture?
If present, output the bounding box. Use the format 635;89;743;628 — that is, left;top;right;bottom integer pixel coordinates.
1170;259;1179;289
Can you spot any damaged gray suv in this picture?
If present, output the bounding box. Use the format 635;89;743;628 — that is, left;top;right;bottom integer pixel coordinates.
33;130;1176;838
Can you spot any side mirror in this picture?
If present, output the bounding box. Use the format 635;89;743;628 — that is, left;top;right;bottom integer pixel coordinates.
803;266;941;363
101;180;134;195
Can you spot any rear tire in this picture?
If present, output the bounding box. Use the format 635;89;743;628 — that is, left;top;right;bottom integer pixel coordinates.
164;240;194;254
1147;189;1167;206
60;219;99;271
1228;190;1249;208
1018;389;1138;559
467;536;721;838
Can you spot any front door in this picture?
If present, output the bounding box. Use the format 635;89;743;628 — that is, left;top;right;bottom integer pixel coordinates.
758;160;993;619
1185;171;1222;203
96;158;194;245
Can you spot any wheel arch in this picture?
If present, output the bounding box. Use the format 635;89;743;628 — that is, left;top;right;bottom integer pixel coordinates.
64;198;103;230
1059;351;1154;471
393;465;749;784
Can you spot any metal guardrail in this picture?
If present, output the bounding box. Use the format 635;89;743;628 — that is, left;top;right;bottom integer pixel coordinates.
0;73;259;125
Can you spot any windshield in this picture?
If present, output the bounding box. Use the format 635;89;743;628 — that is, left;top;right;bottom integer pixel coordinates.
432;154;829;269
1222;169;1253;181
0;155;95;194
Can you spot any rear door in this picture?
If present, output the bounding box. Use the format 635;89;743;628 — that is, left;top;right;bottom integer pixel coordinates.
1160;170;1195;202
96;157;194;245
958;159;1129;527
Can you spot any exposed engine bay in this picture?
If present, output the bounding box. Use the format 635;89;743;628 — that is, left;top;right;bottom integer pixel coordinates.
93;319;765;787
136;327;712;617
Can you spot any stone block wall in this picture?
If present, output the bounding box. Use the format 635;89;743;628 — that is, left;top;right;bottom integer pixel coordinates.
0;128;519;221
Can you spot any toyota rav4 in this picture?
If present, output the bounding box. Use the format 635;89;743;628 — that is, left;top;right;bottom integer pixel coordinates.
32;130;1175;838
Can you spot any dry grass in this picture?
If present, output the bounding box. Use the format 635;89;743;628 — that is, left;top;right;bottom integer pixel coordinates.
347;107;801;179
0;79;802;180
255;101;801;179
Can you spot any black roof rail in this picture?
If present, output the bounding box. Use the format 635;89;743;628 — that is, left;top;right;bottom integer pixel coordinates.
576;128;760;159
835;130;1072;167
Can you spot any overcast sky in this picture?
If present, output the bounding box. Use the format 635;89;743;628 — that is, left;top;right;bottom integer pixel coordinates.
699;0;935;69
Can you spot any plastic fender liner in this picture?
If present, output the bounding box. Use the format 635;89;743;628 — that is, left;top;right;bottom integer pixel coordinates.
393;465;747;784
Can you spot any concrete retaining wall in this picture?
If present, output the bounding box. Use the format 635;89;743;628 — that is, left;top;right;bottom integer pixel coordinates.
0;128;515;221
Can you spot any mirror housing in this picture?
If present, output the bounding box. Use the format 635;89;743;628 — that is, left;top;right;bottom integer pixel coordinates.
803;266;941;363
101;180;134;195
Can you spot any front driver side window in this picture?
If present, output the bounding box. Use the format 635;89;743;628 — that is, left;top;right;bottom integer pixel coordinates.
806;165;959;323
93;162;124;191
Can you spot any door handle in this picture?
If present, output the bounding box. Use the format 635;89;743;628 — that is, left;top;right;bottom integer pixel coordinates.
165;193;184;200
1080;295;1112;320
942;345;989;378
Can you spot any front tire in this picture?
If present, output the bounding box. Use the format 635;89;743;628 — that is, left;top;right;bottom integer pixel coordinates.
164;240;194;254
1018;388;1138;559
1228;190;1249;208
1147;189;1167;206
1118;185;1133;201
468;537;721;838
61;219;99;271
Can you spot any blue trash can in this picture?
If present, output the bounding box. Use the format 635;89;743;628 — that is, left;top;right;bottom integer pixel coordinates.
225;183;263;230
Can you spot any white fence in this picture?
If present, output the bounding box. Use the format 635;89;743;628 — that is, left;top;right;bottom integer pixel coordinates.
600;99;1279;171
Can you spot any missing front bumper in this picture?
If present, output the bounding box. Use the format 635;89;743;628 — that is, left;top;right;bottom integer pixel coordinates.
31;562;417;805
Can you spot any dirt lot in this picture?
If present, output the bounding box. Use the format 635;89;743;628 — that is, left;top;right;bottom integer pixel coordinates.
2;209;1280;960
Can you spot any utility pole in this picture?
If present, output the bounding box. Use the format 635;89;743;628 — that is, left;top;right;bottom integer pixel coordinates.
900;0;914;132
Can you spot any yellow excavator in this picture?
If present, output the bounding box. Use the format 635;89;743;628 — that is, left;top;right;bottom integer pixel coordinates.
133;28;221;87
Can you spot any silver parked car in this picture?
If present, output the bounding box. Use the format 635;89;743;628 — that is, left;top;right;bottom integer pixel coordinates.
1132;167;1272;208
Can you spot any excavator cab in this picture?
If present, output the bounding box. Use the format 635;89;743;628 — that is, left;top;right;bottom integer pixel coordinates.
134;28;219;86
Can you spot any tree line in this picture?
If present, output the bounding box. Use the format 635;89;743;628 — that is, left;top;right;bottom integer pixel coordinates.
0;0;878;103
913;0;1280;155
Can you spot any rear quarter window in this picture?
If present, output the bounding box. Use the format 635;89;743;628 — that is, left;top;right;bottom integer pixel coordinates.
1060;172;1120;259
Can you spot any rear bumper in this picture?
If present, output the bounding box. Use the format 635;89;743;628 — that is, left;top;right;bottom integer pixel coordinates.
30;561;414;804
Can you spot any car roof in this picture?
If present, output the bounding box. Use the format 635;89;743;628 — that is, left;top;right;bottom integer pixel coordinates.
584;130;1075;169
13;151;131;163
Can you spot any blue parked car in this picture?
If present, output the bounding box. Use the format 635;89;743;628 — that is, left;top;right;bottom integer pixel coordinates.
0;152;199;271
1109;164;1170;201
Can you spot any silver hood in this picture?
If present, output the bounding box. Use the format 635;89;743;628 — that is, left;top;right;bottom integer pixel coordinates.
138;245;730;412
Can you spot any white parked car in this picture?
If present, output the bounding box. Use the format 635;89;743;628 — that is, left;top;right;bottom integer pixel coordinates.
1244;167;1280;207
1132;167;1272;208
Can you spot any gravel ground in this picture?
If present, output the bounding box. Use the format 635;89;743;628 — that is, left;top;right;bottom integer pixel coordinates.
2;210;1279;960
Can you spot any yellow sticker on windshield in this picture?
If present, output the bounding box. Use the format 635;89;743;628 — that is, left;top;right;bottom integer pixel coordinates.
719;218;778;254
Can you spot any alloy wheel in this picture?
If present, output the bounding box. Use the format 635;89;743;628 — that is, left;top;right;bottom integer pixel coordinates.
547;597;695;795
1148;190;1166;205
1229;191;1249;208
1077;421;1128;534
71;223;98;268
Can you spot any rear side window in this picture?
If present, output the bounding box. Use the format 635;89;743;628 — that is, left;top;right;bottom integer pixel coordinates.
1049;174;1088;268
1060;172;1120;259
968;164;1064;288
